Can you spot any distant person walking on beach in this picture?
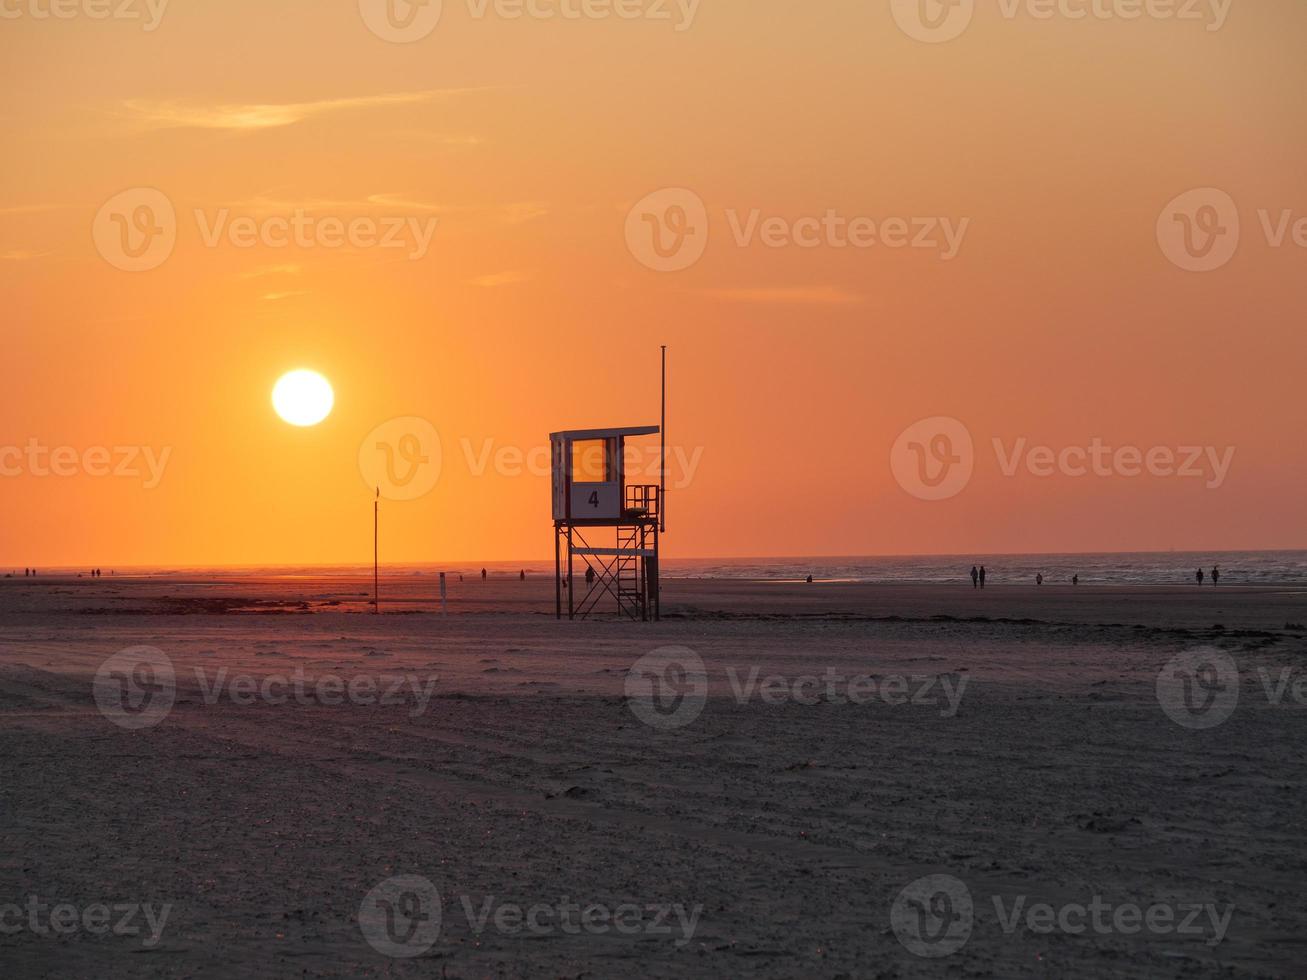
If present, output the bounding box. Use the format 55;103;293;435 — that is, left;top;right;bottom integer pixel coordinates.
481;568;487;581
520;570;526;581
1196;568;1205;586
979;566;986;589
585;567;595;585
1073;574;1079;586
1036;573;1044;586
1212;566;1221;585
970;566;979;589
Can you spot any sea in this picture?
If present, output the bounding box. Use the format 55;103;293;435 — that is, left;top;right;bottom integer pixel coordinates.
53;551;1307;587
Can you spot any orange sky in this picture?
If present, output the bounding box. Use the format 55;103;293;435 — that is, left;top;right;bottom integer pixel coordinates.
2;0;1305;566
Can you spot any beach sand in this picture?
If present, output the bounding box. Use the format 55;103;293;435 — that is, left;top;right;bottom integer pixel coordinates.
1;574;1304;977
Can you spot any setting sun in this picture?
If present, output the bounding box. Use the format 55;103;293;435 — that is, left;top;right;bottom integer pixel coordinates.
272;370;334;427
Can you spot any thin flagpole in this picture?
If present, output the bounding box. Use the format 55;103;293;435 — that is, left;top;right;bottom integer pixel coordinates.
660;345;667;534
374;487;379;614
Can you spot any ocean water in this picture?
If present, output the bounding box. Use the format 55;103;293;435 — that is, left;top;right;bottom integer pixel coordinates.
67;551;1307;586
660;552;1307;586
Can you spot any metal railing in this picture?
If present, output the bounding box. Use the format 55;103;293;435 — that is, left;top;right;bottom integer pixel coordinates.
624;484;660;519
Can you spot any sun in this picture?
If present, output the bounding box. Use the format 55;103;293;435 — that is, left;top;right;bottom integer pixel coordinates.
272;370;334;427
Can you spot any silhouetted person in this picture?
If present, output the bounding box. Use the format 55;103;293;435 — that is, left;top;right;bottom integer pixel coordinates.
970;566;979;589
520;570;526;581
1073;574;1079;586
979;566;986;589
1196;568;1205;586
585;567;595;585
806;575;813;584
1036;573;1044;586
1212;567;1220;585
481;568;487;581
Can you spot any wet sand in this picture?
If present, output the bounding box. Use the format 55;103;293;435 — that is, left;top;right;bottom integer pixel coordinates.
1;575;1304;977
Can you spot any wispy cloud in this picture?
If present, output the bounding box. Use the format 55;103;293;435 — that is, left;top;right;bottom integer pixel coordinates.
0;248;54;261
0;204;63;216
262;290;307;302
218;193;449;215
697;285;865;305
471;270;533;288
117;90;474;133
499;202;549;224
238;263;303;280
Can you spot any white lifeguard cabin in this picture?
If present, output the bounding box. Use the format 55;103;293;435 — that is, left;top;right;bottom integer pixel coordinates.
552;425;662;620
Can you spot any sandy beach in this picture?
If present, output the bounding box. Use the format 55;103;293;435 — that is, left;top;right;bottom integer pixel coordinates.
1;574;1304;977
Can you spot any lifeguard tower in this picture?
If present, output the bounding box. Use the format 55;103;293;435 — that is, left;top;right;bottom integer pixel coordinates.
552;425;663;621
